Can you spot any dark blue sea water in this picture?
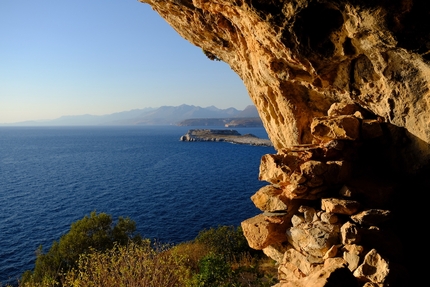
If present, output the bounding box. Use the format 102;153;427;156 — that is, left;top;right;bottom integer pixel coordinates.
0;126;274;284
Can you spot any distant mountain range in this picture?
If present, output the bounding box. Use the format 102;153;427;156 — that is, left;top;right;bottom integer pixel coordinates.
2;105;261;126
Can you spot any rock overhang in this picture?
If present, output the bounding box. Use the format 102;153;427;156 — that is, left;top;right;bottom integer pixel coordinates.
138;1;429;285
140;0;430;168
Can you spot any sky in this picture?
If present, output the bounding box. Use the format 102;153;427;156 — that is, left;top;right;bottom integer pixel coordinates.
0;0;252;123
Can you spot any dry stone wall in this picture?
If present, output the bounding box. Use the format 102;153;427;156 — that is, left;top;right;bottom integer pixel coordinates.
242;102;415;286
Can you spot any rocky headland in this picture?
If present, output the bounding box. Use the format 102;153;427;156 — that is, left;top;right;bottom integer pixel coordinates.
180;129;273;146
140;0;429;286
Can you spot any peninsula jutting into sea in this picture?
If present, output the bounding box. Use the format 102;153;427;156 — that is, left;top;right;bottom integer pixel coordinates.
180;129;273;147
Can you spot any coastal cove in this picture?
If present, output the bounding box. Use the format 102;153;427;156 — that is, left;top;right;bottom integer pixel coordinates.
0;126;274;284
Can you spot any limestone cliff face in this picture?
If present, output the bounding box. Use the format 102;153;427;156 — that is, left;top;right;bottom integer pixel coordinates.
140;1;429;286
141;0;430;168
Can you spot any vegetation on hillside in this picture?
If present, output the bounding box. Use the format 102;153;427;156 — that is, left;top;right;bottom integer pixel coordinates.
11;212;277;287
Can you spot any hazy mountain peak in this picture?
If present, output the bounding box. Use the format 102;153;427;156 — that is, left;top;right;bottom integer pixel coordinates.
236;105;259;118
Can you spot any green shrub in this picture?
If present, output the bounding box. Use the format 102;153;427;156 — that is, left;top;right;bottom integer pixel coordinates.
189;253;235;287
194;226;254;261
187;226;275;287
21;211;141;285
189;252;277;287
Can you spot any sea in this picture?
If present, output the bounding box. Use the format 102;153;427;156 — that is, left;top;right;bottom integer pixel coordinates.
0;125;275;284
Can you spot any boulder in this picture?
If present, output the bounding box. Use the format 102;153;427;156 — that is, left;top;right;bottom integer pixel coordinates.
300;160;328;177
311;116;361;141
262;242;289;264
322;245;338;260
280;248;318;278
259;154;298;185
286;220;341;258
278;259;358;287
341;222;361;245
353;249;390;284
351;209;392;226
343;251;361;272
251;185;288;212
342;244;364;255
298;206;317;223
291;214;306;227
321;198;360;215
305;261;358;287
320;212;338;224
327;103;363;117
241;214;288;250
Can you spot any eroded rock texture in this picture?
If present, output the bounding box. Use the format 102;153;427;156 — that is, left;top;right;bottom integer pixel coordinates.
139;0;429;286
141;0;430;168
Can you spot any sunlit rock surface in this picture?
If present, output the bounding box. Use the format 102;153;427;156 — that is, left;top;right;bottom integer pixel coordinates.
140;0;430;167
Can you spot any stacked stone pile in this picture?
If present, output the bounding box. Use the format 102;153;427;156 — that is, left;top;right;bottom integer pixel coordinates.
242;102;405;287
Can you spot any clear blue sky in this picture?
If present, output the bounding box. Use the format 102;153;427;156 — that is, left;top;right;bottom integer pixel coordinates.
0;0;252;123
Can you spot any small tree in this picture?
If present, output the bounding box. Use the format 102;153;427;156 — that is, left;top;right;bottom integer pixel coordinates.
21;211;141;285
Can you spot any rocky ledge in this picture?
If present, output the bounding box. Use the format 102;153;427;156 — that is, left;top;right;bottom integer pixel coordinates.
180;129;273;147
